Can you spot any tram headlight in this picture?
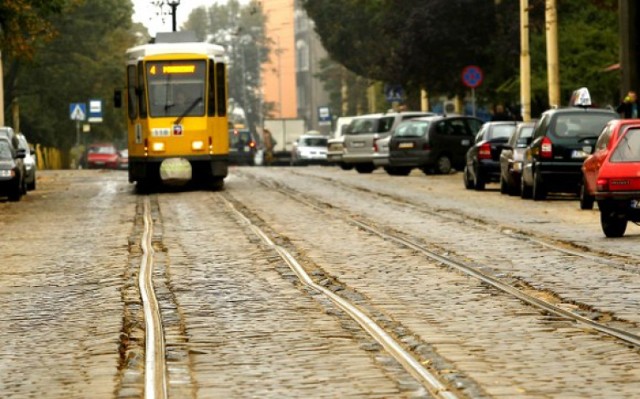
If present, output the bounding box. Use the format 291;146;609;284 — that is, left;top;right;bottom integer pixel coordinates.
151;142;165;152
192;140;204;151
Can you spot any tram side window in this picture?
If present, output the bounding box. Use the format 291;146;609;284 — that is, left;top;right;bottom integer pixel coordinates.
137;62;148;118
208;60;216;116
216;62;227;117
127;65;138;119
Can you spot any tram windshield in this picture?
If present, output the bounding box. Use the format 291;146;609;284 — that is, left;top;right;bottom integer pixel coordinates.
146;60;206;118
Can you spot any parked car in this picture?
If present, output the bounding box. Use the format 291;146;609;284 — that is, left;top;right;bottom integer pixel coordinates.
291;133;328;165
118;149;129;170
0;126;19;150
16;133;37;190
580;119;640;209
342;111;433;173
229;128;260;166
498;121;536;195
592;125;640;237
327;117;354;169
388;115;483;176
464;121;518;190
87;143;120;169
0;137;26;201
520;89;618;200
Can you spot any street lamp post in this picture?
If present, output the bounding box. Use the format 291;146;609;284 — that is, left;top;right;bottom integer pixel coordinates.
167;0;180;32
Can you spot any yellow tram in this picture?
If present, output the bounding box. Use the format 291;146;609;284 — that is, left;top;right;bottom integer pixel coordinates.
116;32;229;190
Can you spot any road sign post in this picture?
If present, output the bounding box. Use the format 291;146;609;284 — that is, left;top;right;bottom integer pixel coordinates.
70;103;87;146
462;66;484;117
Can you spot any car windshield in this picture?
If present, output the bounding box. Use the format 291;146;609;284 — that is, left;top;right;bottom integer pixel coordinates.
552;113;616;138
348;117;394;134
0;141;12;160
610;128;640;162
230;130;253;146
300;137;327;146
394;121;430;138
489;125;516;140
519;126;534;139
89;146;116;154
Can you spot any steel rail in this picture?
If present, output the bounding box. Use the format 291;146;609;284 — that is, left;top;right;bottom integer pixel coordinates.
222;196;459;399
140;197;168;399
270;183;640;349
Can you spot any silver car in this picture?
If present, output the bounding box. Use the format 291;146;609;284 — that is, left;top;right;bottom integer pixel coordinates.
16;133;36;190
342;111;434;173
291;134;328;166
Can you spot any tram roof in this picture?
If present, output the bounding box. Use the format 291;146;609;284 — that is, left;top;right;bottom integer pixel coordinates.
126;42;226;61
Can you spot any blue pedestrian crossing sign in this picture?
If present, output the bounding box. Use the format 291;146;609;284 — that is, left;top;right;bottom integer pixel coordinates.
70;103;86;121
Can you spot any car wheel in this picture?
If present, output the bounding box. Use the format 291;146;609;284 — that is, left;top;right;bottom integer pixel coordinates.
579;180;594;210
520;174;532;199
500;175;508;195
463;166;474;189
339;163;353;171
435;155;452;174
532;169;547;201
27;179;36;191
600;209;627;237
473;167;485;191
384;166;411;176
8;183;22;202
355;164;375;174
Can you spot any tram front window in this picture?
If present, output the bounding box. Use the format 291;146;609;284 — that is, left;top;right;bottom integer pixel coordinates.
146;60;206;118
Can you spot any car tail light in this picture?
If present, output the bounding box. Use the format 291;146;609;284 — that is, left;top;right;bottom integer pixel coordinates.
596;178;608;192
249;140;256;148
540;136;553;159
373;138;379;153
478;143;492;160
422;143;431;151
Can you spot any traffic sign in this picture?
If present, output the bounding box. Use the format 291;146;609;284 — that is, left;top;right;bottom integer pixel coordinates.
69;103;86;121
462;65;484;88
88;99;103;123
384;84;404;102
318;106;331;126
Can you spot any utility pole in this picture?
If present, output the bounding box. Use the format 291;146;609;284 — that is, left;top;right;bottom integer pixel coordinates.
619;0;638;96
545;0;560;108
520;0;531;121
0;51;4;126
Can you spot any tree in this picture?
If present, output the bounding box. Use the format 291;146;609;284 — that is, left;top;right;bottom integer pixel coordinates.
7;0;135;149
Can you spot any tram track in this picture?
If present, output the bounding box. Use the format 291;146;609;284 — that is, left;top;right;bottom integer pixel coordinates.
219;193;460;399
281;169;640;272
234;171;640;350
140;196;168;399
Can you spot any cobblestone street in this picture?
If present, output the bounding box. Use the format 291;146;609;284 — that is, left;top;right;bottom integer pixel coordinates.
1;168;639;398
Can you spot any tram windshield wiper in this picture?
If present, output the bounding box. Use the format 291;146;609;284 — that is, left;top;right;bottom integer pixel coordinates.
174;97;202;125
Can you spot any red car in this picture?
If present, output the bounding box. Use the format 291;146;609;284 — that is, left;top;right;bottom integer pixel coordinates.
581;119;640;209
582;120;640;237
86;143;119;169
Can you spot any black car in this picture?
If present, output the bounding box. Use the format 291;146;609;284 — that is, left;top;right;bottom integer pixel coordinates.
229;128;261;166
521;106;618;200
387;115;483;175
498;121;536;195
0;137;26;201
464;121;518;190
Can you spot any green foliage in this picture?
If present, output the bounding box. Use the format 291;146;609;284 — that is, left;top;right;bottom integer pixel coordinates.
5;0;135;149
303;0;620;117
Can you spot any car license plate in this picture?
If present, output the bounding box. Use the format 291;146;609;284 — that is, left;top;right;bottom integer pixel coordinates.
571;150;589;159
398;142;414;149
351;141;365;148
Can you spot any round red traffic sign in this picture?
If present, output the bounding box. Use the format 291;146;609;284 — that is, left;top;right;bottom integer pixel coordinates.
462;65;483;88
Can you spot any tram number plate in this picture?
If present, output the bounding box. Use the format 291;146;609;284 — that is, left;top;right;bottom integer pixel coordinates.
152;128;171;137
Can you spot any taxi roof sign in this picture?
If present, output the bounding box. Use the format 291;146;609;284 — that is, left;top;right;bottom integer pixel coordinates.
571;87;592;108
